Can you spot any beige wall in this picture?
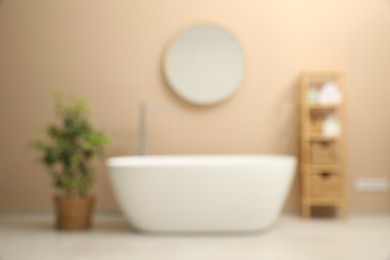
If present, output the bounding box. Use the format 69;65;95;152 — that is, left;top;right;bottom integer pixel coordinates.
0;0;389;211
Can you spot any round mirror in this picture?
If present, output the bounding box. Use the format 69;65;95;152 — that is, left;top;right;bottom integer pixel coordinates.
164;24;245;105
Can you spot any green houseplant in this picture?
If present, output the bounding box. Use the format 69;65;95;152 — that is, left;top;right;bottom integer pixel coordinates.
32;93;109;229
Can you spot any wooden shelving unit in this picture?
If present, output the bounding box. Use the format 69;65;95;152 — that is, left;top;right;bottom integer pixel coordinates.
299;71;348;219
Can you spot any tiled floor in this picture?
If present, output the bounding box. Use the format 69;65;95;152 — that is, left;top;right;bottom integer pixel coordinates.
0;212;389;260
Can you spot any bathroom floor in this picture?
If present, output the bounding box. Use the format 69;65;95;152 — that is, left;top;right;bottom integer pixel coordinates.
0;212;389;260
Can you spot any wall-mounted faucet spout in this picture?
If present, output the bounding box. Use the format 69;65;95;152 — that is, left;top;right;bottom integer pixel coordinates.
138;102;178;155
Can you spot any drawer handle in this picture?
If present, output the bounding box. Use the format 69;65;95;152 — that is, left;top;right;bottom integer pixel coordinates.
320;172;331;178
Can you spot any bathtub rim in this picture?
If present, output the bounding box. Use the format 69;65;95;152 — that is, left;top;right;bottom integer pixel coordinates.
107;154;296;168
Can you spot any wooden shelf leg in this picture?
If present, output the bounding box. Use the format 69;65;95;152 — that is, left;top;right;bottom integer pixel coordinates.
301;202;311;219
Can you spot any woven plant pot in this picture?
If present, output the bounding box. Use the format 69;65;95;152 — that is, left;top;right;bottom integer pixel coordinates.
55;196;95;230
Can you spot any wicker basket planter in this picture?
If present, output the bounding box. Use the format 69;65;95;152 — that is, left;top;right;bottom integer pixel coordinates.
55;196;95;230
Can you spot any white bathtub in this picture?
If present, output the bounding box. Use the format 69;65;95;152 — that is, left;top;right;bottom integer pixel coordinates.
107;155;296;233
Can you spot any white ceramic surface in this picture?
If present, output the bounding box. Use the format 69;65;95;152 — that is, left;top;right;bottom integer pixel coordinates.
107;155;296;233
164;24;245;105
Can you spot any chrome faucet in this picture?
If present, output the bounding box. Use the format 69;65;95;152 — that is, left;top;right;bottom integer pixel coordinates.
138;102;178;155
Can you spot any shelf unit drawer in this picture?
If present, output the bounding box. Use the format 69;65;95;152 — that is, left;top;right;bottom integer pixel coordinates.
310;141;340;164
309;169;342;197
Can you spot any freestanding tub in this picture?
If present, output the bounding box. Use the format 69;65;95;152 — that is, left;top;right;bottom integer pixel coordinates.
107;155;296;233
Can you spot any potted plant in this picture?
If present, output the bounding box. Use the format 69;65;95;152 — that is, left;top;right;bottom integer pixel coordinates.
32;93;109;230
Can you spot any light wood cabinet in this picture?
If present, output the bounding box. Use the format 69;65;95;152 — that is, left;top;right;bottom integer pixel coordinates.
299;71;348;219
